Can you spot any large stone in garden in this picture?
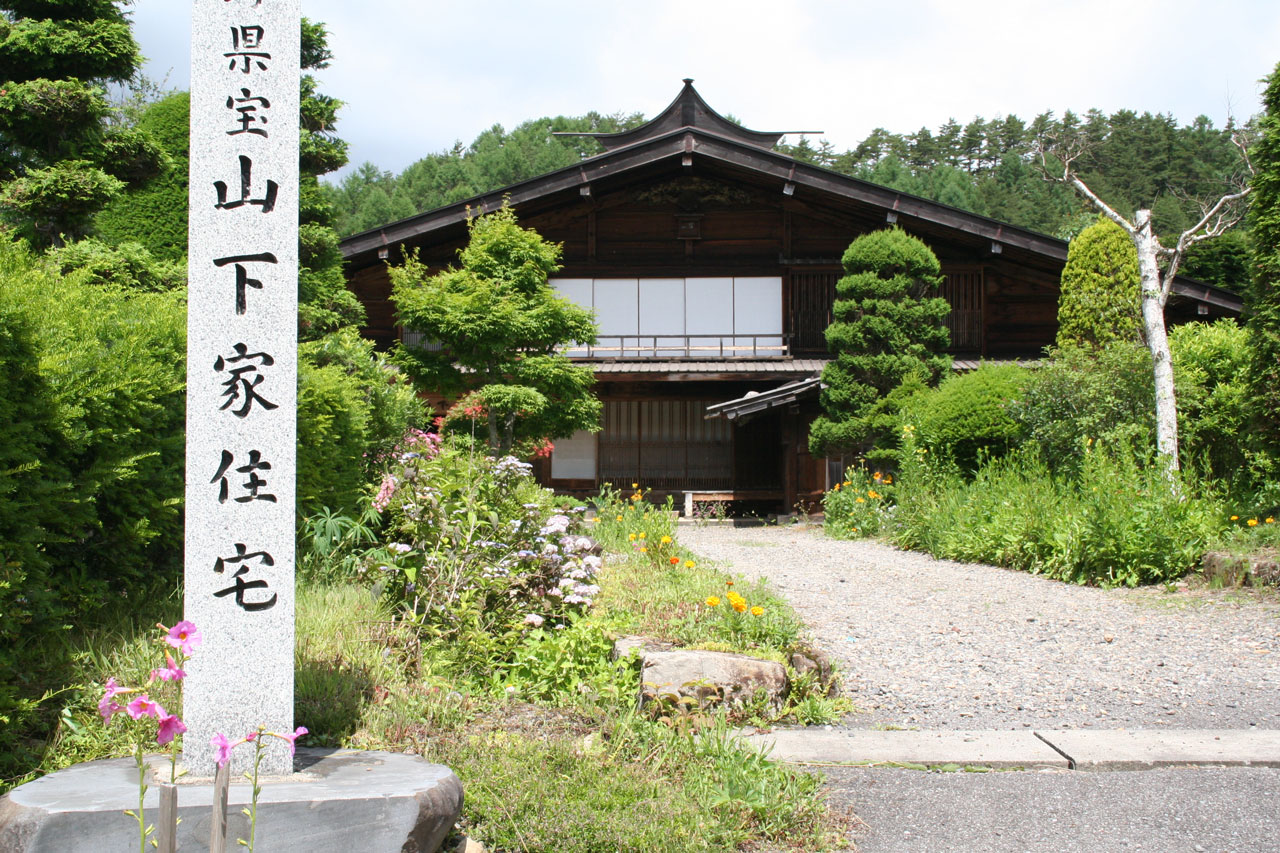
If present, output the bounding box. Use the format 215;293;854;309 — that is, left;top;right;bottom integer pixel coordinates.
0;748;461;853
634;645;789;713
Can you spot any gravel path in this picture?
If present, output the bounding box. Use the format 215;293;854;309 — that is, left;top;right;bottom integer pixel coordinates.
679;524;1280;730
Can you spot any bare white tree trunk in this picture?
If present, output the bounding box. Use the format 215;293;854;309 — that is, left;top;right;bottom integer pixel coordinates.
1133;210;1179;470
1052;159;1251;477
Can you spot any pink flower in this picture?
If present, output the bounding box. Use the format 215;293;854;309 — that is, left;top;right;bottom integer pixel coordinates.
273;726;308;754
150;653;186;682
98;677;125;722
211;732;236;767
156;713;187;745
127;694;165;720
164;621;202;655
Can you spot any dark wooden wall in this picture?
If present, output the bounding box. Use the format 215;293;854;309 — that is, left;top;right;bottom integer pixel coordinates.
346;174;1067;359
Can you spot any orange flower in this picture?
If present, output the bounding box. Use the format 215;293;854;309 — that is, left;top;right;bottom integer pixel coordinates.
669;556;680;565
732;600;747;613
750;606;764;617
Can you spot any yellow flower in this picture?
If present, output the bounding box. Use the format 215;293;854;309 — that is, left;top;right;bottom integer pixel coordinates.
844;480;852;487
873;471;883;482
868;490;880;499
640;546;648;553
684;560;695;569
855;497;865;504
1231;515;1239;521
1248;518;1259;527
884;476;893;485
750;606;764;617
632;483;638;489
833;483;840;491
1267;517;1275;524
628;533;636;542
616;515;623;522
732;601;747;613
660;535;672;544
638;532;646;539
705;595;721;607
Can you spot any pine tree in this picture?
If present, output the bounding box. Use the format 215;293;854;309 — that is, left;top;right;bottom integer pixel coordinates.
809;227;951;461
0;0;162;245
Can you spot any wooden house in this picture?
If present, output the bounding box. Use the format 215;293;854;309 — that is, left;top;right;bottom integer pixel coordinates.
340;80;1241;512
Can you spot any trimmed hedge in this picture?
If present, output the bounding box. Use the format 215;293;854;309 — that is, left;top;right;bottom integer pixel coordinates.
906;363;1031;472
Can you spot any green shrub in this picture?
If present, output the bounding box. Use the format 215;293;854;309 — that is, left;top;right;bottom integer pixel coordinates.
1169;320;1253;483
296;328;425;516
1009;342;1154;473
46;237;184;291
94;91;189;261
906;363;1030;472
888;426;1227;586
297;355;373;517
0;239;186;781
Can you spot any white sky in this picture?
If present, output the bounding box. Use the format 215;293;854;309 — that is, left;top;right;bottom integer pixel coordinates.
129;0;1280;182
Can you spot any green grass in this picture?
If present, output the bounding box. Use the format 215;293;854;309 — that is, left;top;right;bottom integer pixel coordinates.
17;560;850;850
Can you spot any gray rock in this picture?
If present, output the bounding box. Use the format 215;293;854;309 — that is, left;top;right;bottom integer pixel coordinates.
640;649;788;713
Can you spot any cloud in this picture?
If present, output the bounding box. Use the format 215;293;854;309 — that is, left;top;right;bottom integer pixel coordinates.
130;0;1280;180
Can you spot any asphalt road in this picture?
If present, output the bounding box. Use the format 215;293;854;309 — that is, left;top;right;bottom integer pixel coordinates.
821;764;1280;853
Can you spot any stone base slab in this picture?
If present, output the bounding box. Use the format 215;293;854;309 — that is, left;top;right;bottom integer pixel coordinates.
0;748;462;852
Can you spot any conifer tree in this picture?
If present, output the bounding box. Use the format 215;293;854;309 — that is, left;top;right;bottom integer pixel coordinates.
809;227;950;461
1056;216;1143;350
296;17;363;339
1246;60;1280;474
0;0;162;245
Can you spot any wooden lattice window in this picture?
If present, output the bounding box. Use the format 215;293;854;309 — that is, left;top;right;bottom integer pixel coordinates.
940;269;983;352
788;270;838;355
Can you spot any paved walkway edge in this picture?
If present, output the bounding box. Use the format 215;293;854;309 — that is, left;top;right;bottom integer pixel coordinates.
739;729;1280;771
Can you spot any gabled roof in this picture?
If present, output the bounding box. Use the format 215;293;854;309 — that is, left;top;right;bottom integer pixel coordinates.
706;376;823;422
340;82;1242;314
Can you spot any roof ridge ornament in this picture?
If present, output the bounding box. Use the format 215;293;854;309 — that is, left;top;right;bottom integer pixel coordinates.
553;79;820;152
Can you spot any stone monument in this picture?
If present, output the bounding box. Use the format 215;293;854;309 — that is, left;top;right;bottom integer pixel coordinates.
0;5;463;848
184;0;300;777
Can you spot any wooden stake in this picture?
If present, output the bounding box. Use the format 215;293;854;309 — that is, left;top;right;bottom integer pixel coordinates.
210;762;230;853
155;783;178;853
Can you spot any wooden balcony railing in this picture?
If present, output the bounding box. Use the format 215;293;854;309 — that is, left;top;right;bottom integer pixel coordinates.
563;334;790;359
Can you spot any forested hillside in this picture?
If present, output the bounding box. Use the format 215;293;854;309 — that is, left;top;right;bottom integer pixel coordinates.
327;111;643;237
329;107;1251;289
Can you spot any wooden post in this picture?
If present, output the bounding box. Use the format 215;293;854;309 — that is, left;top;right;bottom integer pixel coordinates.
209;761;231;853
156;783;178;853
